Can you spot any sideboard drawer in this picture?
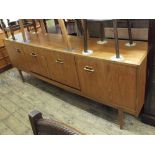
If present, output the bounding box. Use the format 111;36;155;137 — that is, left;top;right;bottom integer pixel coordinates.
47;51;80;89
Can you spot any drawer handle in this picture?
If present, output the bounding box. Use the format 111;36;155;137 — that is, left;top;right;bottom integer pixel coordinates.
84;66;95;72
16;49;21;53
56;59;64;64
30;53;37;57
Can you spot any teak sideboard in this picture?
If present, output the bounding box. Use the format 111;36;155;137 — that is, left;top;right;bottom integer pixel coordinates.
5;32;147;129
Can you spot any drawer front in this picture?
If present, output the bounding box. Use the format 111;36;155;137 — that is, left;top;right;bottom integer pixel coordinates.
76;56;137;111
5;41;28;71
23;45;49;77
47;51;80;89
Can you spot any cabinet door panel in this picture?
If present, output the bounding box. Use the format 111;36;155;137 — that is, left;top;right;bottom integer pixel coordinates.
47;51;80;89
76;56;137;110
5;41;28;71
23;45;49;77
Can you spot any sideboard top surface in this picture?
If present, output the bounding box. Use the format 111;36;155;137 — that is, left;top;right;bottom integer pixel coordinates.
6;32;148;66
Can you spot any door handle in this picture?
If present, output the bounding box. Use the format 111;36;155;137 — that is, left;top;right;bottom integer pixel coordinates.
84;66;95;72
56;59;64;64
30;52;37;57
16;48;21;53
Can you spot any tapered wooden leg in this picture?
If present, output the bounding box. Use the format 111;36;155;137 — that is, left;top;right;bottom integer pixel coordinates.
32;19;37;33
18;69;25;82
118;109;124;129
27;26;30;32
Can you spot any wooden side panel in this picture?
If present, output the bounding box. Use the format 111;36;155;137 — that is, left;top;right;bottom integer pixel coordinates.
0;47;11;68
5;40;28;71
0;57;10;68
136;57;147;115
47;50;80;89
76;56;137;113
0;32;5;47
0;33;11;70
0;47;9;58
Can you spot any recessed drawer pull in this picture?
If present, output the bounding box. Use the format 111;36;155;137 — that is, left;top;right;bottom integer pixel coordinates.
56;59;64;64
30;53;37;57
84;66;95;72
16;49;21;53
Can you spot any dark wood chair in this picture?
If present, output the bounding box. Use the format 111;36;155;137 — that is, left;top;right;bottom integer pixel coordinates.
28;110;83;135
0;19;37;40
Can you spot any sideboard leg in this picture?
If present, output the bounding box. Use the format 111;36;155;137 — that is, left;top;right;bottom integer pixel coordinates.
118;109;124;129
18;69;25;82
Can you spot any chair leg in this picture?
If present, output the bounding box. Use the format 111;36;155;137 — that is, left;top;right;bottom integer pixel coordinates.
27;26;30;32
118;109;124;129
43;19;48;33
18;69;25;82
113;20;120;59
32;19;37;33
10;28;15;40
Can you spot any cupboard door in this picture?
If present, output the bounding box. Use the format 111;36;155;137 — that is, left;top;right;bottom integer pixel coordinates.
47;51;80;89
76;56;137;111
23;45;49;77
5;41;28;71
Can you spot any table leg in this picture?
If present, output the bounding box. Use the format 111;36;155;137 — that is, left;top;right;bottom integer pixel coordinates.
118;109;124;129
18;69;25;82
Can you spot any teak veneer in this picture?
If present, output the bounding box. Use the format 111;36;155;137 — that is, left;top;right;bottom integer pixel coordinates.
5;32;147;129
0;32;11;72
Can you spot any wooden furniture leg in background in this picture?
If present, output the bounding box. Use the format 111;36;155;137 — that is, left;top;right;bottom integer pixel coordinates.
26;26;30;32
0;19;9;38
118;109;124;129
125;19;136;47
81;19;89;38
113;20;120;59
100;22;105;42
82;19;93;55
58;19;72;51
43;19;48;33
19;19;26;42
9;25;15;40
18;69;25;82
127;19;133;45
39;19;46;34
32;19;37;33
83;19;88;52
